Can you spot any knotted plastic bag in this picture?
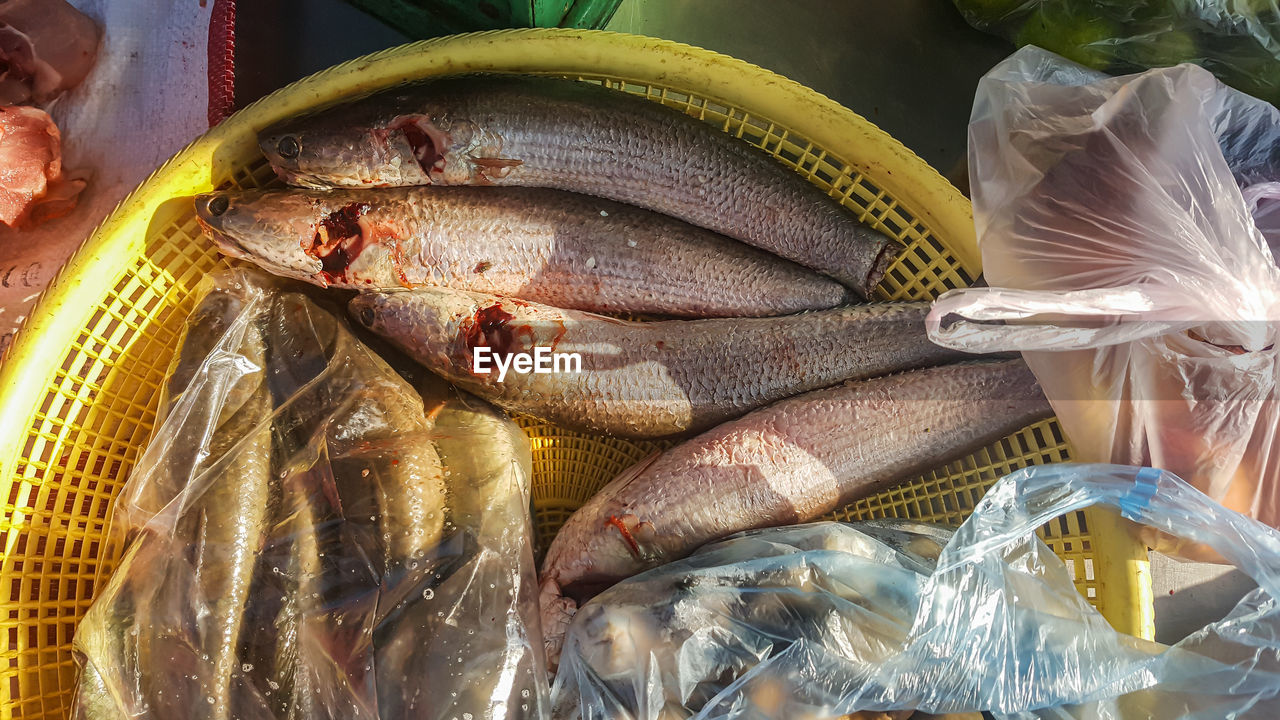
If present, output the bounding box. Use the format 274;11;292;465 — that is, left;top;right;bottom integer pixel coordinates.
556;465;1280;719
928;47;1280;554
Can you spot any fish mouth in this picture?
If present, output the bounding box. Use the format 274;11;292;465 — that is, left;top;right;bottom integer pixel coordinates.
194;194;244;258
268;166;333;190
196;219;250;261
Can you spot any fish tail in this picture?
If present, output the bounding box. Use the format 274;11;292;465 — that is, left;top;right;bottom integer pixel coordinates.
864;236;902;296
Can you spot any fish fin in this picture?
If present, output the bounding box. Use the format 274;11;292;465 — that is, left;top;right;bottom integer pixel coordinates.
605;514;644;560
471;156;523;183
539;576;577;671
611;450;662;493
470;156;523;169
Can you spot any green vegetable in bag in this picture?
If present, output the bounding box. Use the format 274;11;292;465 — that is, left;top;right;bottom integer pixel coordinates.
954;0;1280;105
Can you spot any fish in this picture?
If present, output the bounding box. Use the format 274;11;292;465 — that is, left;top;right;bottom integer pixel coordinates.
537;359;1053;665
194;186;850;318
239;289;451;720
265;290;448;568
164;291;274;720
552;521;944;720
256;75;899;297
372;376;549;720
125;276;268;530
181;379;273;720
349;288;964;438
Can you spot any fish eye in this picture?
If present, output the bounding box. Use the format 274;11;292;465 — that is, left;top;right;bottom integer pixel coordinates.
359;307;375;327
206;195;229;217
277;135;301;159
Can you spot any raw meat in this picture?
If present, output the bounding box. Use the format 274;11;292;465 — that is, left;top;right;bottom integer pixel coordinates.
0;0;101;106
0;105;84;227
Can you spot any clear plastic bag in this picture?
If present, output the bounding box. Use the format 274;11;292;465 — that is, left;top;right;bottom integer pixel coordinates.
549;520;954;720
928;47;1280;551
71;268;549;720
554;465;1280;719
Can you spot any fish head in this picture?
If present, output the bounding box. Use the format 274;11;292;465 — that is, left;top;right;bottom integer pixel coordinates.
258;84;522;188
352;289;548;380
258;95;436;188
195;191;327;280
349;290;470;368
348;291;406;341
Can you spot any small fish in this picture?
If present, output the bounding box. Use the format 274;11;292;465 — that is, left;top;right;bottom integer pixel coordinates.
126;274;270;530
350;288;964;438
538;359;1053;665
553;522;944;720
71;659;125;720
264;291;448;568
182;380;272;720
257;75;899;297
373;375;549;720
194;186;850;318
240;288;450;720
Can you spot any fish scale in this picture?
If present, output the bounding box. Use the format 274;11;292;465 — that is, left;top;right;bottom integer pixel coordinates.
349;288;965;439
257;75;898;297
536;359;1053;667
195;185;850;318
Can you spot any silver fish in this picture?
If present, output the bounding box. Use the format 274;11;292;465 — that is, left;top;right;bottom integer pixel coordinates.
373;379;549;720
538;359;1053;665
257;75;899;297
349;288;964;439
194;186;849;318
553;522;945;720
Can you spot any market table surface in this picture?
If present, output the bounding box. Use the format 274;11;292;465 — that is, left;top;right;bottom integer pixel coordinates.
234;0;1252;645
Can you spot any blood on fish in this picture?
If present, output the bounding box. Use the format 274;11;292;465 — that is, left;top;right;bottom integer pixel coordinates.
388;239;413;288
388;115;445;173
549;319;567;353
457;303;535;372
605;515;644;560
309;202;371;281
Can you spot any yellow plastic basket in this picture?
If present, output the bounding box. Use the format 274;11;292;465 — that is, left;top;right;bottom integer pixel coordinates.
0;29;1153;720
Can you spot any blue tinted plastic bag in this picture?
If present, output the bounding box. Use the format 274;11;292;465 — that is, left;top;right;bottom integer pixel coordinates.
554;464;1280;719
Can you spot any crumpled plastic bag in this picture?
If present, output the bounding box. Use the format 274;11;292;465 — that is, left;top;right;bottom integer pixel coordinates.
70;268;549;720
549;519;954;720
927;47;1280;557
555;464;1280;719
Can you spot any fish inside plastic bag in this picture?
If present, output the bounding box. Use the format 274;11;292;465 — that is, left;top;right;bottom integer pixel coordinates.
70;268;549;720
557;465;1280;719
927;46;1280;559
550;519;955;720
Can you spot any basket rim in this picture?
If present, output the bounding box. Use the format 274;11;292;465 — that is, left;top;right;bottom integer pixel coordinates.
0;27;974;512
